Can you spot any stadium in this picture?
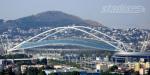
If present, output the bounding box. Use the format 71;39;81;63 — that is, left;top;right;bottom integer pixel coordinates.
7;26;150;61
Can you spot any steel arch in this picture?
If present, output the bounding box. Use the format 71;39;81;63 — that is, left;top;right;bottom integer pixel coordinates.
8;26;127;52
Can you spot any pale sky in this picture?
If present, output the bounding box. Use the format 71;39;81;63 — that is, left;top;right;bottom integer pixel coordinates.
0;0;149;29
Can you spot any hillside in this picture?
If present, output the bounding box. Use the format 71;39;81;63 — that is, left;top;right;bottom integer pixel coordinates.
0;11;104;33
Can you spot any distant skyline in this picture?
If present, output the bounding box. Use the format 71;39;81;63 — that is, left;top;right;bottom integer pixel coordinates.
0;0;149;29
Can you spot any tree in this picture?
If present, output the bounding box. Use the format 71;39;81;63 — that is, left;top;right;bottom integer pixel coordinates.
0;70;5;75
26;67;38;75
148;68;150;75
109;65;118;72
7;67;15;75
49;73;55;75
38;71;46;75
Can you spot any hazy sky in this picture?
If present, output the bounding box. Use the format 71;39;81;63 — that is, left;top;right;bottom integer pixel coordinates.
0;0;149;29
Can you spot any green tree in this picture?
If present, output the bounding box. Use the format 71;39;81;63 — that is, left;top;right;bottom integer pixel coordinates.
109;65;118;72
38;71;46;75
0;70;5;75
48;73;55;75
26;67;38;75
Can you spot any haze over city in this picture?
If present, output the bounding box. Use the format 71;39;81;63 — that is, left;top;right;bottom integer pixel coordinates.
0;0;150;75
0;0;149;29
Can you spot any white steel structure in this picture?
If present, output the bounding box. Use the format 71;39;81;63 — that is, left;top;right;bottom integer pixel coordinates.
8;26;131;53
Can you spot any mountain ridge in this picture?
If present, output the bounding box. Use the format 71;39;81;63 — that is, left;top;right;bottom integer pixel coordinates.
0;11;105;33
